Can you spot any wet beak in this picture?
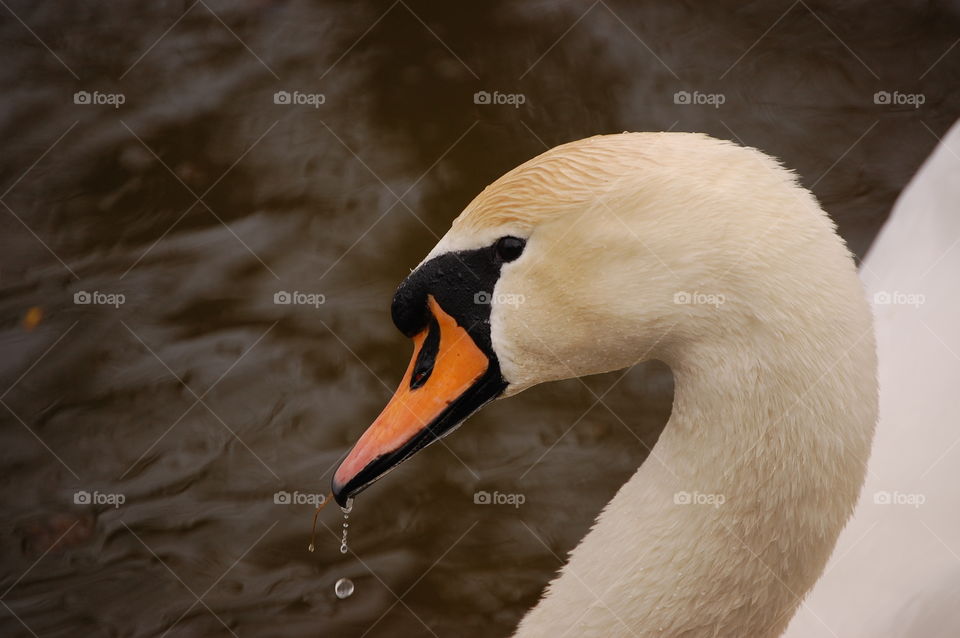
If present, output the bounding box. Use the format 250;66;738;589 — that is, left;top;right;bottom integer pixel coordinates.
331;296;503;506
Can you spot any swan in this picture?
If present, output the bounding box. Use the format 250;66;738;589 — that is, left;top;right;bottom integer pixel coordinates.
783;121;960;636
331;132;878;637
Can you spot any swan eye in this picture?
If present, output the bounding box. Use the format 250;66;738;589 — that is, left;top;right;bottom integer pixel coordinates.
495;236;526;262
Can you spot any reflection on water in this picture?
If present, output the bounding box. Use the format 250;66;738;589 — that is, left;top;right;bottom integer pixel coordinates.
1;1;958;636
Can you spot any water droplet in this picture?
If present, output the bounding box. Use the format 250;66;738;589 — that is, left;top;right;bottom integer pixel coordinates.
334;577;354;599
307;543;315;552
338;503;352;554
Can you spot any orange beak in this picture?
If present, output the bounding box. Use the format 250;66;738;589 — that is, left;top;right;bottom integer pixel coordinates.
332;295;501;505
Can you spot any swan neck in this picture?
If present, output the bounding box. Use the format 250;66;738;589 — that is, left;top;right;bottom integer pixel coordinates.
516;307;876;638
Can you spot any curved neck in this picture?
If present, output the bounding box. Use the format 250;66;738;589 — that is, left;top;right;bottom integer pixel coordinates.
515;308;876;637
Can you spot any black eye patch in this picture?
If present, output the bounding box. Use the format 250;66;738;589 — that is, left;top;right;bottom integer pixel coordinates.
391;235;528;357
410;315;440;390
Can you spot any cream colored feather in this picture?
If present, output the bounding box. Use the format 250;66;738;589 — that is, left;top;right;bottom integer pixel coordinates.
427;132;878;637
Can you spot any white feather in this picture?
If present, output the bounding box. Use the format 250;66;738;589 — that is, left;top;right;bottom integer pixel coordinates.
430;132;879;637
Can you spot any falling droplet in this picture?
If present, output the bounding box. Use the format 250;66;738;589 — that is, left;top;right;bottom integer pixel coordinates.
339;505;351;554
307;543;315;553
334;577;354;599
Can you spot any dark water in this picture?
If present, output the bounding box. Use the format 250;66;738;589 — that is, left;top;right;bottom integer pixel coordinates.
1;1;958;636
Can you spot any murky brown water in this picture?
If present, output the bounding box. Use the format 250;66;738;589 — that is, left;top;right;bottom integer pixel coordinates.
2;1;958;636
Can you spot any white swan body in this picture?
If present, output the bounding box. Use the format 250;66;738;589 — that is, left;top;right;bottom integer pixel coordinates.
783;122;960;637
334;132;878;636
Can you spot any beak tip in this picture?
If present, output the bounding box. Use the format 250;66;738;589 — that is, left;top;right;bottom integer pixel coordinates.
331;472;350;508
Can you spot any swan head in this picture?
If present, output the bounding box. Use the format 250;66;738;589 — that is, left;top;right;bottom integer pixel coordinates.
332;131;838;505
